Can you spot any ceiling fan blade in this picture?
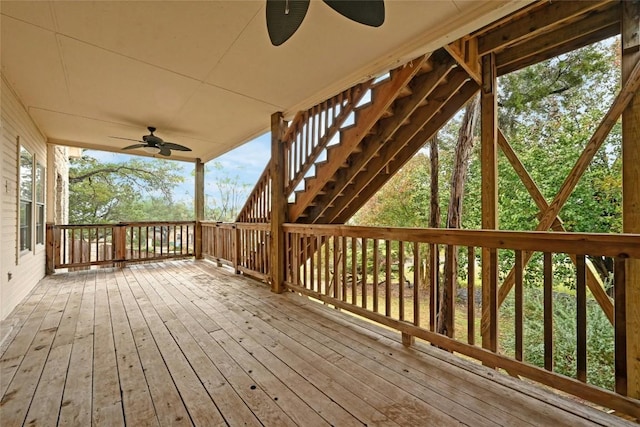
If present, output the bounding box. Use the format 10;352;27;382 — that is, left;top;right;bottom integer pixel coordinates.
122;143;146;150
323;0;385;27
158;146;172;157
162;142;192;152
110;136;144;143
266;0;310;46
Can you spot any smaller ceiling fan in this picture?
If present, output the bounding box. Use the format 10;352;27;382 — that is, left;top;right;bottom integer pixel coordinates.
111;127;191;157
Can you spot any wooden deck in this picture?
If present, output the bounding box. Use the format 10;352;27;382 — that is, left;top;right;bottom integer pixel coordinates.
0;260;632;426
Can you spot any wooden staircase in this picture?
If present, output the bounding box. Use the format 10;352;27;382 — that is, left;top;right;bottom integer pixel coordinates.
237;47;479;225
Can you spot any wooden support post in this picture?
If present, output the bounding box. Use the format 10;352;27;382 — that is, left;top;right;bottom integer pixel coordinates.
195;158;205;260
46;223;55;274
270;112;287;293
114;224;127;268
480;53;499;353
622;0;640;398
233;225;241;274
402;332;415;347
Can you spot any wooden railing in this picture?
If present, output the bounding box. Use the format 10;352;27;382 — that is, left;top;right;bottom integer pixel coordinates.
283;81;372;195
236;79;372;223
46;221;195;272
282;224;640;417
236;165;271;223
201;221;271;282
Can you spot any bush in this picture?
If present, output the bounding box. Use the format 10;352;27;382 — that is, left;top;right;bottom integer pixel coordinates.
501;287;614;390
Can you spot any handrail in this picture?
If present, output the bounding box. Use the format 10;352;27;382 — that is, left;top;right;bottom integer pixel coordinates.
236;164;271;223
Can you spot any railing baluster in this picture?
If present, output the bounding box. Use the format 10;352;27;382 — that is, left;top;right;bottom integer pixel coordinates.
430;243;437;332
576;254;587;382
362;238;367;309
333;236;339;299
342;236;347;302
614;256;627;395
399;241;405;322
302;234;308;289
385;240;391;317
515;249;523;360
544;251;553;371
317;235;323;292
351;237;357;305
414;241;420;327
310;236;315;292
325;236;330;297
373;239;379;313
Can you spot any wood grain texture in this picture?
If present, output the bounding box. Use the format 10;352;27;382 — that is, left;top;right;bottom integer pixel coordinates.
2;260;633;426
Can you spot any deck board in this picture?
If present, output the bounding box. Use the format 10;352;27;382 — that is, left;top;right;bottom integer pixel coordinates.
0;260;634;427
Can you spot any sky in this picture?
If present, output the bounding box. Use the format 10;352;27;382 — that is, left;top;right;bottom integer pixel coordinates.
84;132;271;204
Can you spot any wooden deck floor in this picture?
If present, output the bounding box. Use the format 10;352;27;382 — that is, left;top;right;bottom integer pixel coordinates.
0;260;633;427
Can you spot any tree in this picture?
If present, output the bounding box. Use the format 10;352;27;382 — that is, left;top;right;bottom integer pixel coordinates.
438;95;480;336
205;161;251;221
69;154;187;224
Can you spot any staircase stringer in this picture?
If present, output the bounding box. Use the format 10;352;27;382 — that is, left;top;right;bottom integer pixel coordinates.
284;80;374;195
236;79;373;223
331;80;480;224
305;64;469;223
289;55;428;222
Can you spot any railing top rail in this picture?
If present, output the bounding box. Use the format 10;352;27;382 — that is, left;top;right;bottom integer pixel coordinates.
200;221;270;231
283;224;640;258
52;221;196;229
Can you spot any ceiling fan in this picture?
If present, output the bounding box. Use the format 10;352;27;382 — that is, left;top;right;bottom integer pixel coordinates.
111;127;191;157
266;0;385;46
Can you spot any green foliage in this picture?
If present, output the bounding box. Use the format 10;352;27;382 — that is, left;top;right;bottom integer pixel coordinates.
501;288;614;390
69;155;188;224
351;39;622;389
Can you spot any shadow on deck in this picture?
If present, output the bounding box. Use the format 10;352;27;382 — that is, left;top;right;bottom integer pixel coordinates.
0;260;631;426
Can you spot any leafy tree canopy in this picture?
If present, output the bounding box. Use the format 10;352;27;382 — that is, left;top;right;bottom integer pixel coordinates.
68;154;189;224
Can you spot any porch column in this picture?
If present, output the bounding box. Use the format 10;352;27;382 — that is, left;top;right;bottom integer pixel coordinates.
270;112;287;293
480;53;499;353
195;158;205;259
622;1;640;398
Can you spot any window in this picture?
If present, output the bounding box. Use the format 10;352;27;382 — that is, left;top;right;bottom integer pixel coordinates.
19;147;33;252
19;148;46;251
36;163;45;245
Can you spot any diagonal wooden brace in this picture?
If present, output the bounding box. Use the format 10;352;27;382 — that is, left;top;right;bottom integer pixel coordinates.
492;59;640;323
497;131;613;324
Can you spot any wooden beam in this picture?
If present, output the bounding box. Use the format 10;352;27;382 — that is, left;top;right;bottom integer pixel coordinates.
496;3;621;75
305;63;466;223
270;112;287;293
194;158;205;260
536;59;640;232
497;132;614;324
622;0;640;399
480;53;498;353
445;37;481;83
478;1;609;55
328;81;480;224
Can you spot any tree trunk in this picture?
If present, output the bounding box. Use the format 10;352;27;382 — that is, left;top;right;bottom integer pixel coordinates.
438;95;480;336
427;134;440;290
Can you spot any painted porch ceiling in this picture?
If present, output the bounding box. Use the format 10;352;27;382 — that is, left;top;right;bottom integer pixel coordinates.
1;0;529;163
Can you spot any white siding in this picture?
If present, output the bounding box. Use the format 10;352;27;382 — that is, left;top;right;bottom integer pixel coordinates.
1;75;48;320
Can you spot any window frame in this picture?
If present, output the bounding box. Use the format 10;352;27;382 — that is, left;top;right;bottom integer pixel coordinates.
35;162;45;246
17;143;46;257
19;145;34;255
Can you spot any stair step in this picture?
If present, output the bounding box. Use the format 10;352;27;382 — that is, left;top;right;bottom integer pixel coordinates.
381;106;394;118
397;85;413;98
